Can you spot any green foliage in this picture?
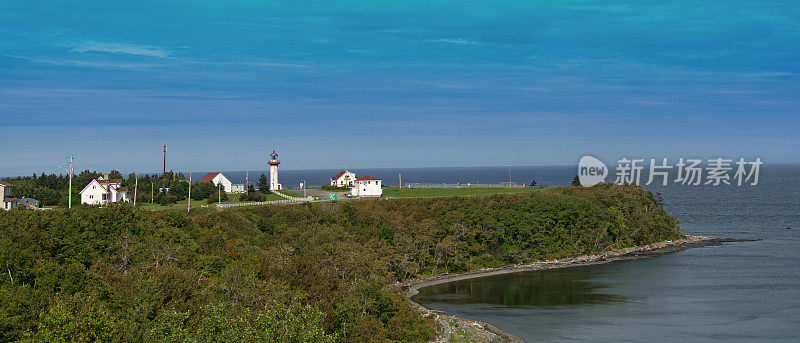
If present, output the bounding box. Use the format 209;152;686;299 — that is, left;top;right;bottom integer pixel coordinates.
0;185;681;342
240;191;266;202
572;175;581;186
257;173;269;193
190;182;215;201
206;187;227;204
35;294;119;343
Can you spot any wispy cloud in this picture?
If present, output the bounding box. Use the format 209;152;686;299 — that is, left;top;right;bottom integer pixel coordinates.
0;53;161;69
431;38;476;45
69;41;171;58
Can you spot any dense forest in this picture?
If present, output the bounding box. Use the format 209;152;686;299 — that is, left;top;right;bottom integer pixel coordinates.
0;184;682;342
2;171;271;207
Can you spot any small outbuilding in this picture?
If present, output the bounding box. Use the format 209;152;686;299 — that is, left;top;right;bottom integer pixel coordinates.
350;175;382;197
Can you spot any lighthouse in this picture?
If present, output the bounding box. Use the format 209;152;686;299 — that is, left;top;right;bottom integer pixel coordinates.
267;150;281;191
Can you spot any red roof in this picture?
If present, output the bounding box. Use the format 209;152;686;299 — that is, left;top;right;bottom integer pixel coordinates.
330;171;346;180
199;172;219;183
0;181;12;186
97;178;122;184
116;187;128;192
2;197;19;202
356;175;381;181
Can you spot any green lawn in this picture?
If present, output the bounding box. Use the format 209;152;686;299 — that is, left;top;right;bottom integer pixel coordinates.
383;187;541;198
137;193;287;210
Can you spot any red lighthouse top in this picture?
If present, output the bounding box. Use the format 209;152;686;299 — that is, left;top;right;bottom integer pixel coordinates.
267;150;280;165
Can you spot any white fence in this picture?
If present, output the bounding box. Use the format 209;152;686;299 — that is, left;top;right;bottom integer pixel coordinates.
404;182;525;189
212;199;296;208
272;190;312;201
210;191;313;209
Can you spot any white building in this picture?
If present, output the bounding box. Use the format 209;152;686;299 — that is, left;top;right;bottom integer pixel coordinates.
350;175;383;197
330;170;357;187
1;181;19;210
199;172;235;193
80;175;129;205
268;150;282;191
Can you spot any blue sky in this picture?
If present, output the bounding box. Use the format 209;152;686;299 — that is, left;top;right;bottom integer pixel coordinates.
1;0;798;176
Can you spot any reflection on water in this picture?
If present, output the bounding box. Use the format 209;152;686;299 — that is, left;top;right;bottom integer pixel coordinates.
414;267;624;308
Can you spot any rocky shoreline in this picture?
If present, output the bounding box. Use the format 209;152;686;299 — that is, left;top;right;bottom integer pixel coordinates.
399;235;721;342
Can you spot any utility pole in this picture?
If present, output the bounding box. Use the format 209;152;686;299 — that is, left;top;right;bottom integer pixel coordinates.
151;183;154;204
162;145;167;191
218;181;221;204
133;172;138;206
67;155;73;209
303;180;306;197
399;173;402;188
187;170;191;213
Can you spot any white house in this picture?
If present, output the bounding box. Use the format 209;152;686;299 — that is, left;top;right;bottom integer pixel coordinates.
200;172;237;193
330;170;357;187
350;175;382;197
80;175;129;205
1;181;19;210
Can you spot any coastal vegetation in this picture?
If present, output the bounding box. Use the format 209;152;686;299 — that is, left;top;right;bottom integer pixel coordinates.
383;187;540;198
0;184;682;342
1;171;276;209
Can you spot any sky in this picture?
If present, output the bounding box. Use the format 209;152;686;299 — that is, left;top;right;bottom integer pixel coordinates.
1;0;798;176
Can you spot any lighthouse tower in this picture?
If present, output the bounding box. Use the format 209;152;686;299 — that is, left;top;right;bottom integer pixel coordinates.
267;150;281;191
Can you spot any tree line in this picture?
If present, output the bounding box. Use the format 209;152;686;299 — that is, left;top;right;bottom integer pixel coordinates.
0;184;683;342
1;171;273;206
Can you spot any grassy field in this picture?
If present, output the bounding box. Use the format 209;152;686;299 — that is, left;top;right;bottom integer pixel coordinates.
383;186;541;198
137;193;287;210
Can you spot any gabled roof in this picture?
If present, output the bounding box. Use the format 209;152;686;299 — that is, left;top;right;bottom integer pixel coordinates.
2;197;19;202
331;170;356;180
199;172;220;183
80;179;110;194
331;171;346;180
356;175;381;181
116;187;128;192
0;181;12;186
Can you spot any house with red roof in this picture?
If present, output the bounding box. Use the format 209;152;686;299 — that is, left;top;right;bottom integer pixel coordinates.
79;174;129;205
330;170;356;187
199;172;244;193
350;175;382;197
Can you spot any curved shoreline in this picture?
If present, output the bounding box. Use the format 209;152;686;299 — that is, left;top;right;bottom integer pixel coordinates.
399;235;721;342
